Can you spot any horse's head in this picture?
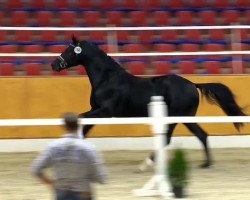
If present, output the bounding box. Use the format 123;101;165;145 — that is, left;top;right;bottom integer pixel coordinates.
51;36;85;71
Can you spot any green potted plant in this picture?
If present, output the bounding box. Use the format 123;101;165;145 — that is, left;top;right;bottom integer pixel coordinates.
168;148;189;198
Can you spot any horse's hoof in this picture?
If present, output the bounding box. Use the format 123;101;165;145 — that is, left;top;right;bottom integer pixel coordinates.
199;162;212;168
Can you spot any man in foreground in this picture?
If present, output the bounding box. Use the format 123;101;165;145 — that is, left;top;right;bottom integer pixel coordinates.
31;112;107;200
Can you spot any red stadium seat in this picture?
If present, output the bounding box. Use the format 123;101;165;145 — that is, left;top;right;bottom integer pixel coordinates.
10;11;29;26
82;11;101;27
203;61;221;74
123;44;145;53
245;10;250;25
0;12;4;26
240;29;248;40
35;11;53;26
0;45;17;53
180;44;200;52
152;11;170;26
0;30;7;42
221;10;240;25
143;0;161;9
186;0;206;7
88;31;106;43
184;30;202;41
77;0;91;9
58;11;77;27
168;0;184;8
137;31;154;44
123;44;145;60
23;45;43;61
117;31;130;43
31;0;46;8
99;44;116;53
0;45;18;62
152;61;171;75
180;44;200;59
199;10;217;25
121;0;138;9
24;63;42;76
203;43;225;59
208;29;225;40
233;0;249;7
178;61;196;74
127;61;146;75
176;11;194;25
106;11;124;26
154;43;175;60
0;63;15;76
212;0;230;8
204;43;225;51
129;11;148;26
48;45;67;53
154;44;175;52
159;30;178;41
23;45;42;53
15;30;33;42
40;31;57;42
6;0;22;9
101;0;116;9
54;0;69;9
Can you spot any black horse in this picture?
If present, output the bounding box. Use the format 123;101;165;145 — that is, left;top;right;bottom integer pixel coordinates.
51;36;246;168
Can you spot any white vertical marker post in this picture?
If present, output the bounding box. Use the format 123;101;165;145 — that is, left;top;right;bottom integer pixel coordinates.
133;96;172;198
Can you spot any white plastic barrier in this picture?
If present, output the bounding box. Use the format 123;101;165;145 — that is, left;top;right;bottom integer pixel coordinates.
133;96;172;198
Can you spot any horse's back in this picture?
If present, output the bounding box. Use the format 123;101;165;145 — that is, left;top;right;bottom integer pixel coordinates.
153;74;199;115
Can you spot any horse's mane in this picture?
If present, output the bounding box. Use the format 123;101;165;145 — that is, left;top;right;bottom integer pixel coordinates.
82;40;125;72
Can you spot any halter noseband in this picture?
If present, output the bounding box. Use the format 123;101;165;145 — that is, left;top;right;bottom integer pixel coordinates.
58;43;82;69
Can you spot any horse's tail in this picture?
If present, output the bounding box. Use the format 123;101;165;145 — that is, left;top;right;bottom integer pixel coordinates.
195;83;246;131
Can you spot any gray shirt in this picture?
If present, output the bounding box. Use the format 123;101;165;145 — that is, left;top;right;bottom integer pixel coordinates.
31;134;107;192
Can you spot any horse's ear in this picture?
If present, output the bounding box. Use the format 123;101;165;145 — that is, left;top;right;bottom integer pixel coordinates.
72;35;78;45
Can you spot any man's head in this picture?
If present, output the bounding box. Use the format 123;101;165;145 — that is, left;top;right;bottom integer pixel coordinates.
63;112;79;132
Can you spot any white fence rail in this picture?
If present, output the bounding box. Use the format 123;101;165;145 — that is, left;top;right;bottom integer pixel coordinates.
0;25;250;31
1;116;250;126
0;51;250;57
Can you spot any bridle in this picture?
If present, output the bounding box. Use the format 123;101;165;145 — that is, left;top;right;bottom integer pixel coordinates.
58;43;82;69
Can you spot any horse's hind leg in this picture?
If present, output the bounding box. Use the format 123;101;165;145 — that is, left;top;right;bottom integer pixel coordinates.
137;123;177;172
184;123;212;168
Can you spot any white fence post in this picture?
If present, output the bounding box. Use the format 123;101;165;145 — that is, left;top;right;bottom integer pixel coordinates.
133;96;172;198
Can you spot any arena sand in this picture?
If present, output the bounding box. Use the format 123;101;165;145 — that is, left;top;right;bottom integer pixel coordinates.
0;149;250;200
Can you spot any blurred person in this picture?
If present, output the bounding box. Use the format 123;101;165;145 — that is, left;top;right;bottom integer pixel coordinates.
31;112;107;200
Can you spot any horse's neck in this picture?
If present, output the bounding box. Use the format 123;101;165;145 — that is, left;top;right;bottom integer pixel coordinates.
83;60;124;89
82;53;127;88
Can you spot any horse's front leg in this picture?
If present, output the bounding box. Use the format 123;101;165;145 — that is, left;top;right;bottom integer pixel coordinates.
79;106;113;138
78;111;95;138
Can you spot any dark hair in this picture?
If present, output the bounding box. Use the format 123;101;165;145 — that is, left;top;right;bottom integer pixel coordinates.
63;112;79;132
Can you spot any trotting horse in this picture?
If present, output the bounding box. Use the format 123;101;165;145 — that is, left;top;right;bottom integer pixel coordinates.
51;36;246;168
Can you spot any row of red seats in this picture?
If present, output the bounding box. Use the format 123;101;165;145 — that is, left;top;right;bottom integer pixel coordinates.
0;43;248;54
0;10;249;27
1;29;249;43
0;61;247;76
3;0;249;9
128;60;248;75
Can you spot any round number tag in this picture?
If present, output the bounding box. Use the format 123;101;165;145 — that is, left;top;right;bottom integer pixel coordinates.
74;46;82;54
